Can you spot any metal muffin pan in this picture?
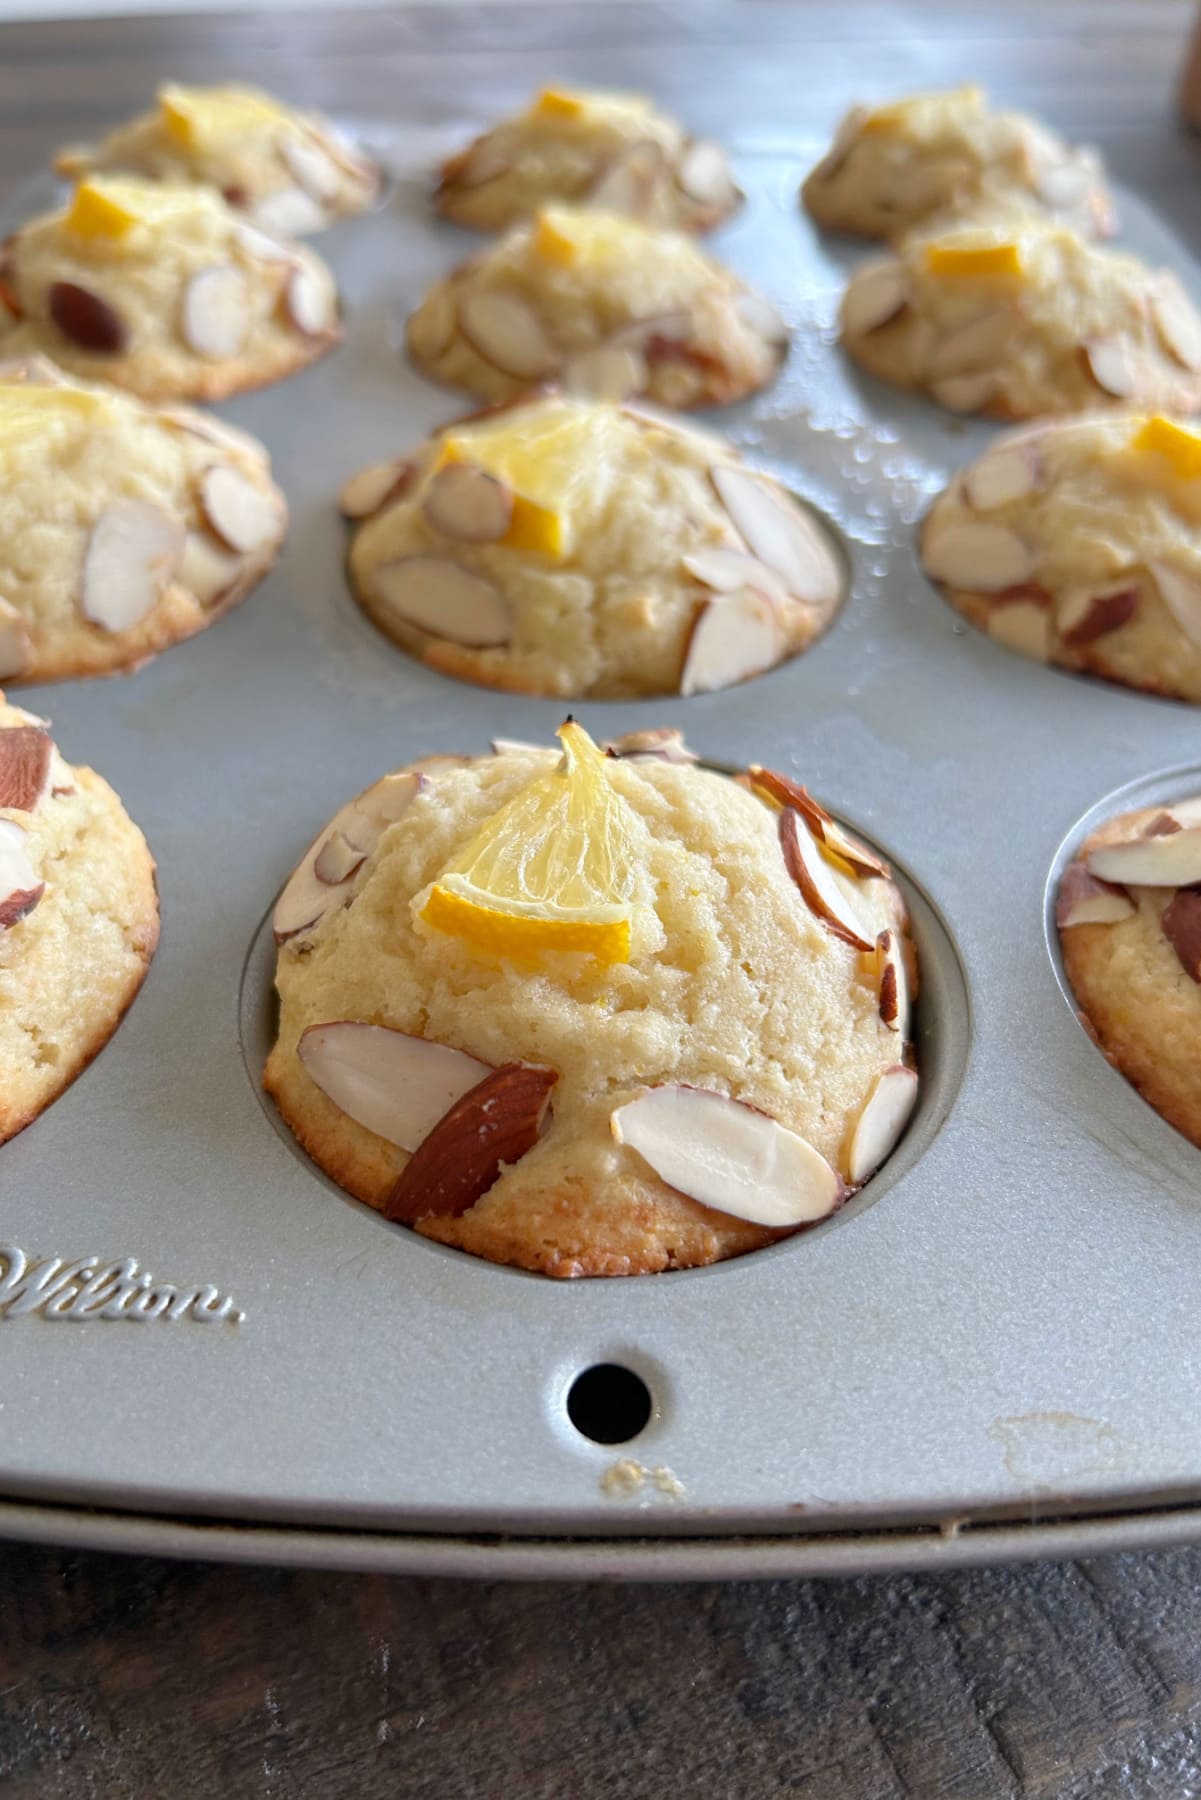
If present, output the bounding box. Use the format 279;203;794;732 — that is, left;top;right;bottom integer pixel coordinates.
4;126;1201;1573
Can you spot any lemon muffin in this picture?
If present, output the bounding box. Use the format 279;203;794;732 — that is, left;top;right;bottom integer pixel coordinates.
264;722;919;1278
0;356;285;683
436;86;741;234
840;215;1201;419
0;694;158;1144
0;176;340;401
56;83;380;237
341;394;843;697
1058;794;1201;1148
803;86;1113;242
920;413;1201;701
405;206;787;409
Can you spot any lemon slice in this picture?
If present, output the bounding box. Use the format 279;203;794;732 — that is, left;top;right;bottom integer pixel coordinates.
420;721;642;964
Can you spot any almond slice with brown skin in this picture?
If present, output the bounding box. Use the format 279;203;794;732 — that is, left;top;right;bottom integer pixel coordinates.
604;727;698;764
0;726;51;812
922;522;1034;592
872;929;909;1030
679;588;780;695
1088;825;1201;887
0;817;43;929
1147;559;1201;650
844;1066;918;1185
1056;863;1135;927
199;466;281;554
841;260;908;336
1152;280;1201;372
611;1084;843;1228
1058;583;1138;646
963;441;1040;511
711;467;842;606
676;140;736;207
0;597;31;680
1081;337;1142;399
423;463;513;542
386;1062;558;1222
48;281;128;353
372;556;511;647
561;343;646;401
273;770;424;943
589;142;665;215
987;599;1049;661
748;766;890;880
82;501;184;633
252;186;328;236
179;532;241;607
778;807;874;951
1163;888;1201;982
340;459;416;520
281;136;341;205
299;1022;493;1151
927;309;1016;380
312;832;366;885
287;264;337;337
459;290;556;380
182;266;251;359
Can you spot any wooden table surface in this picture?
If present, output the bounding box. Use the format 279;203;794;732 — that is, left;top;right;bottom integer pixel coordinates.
5;4;1201;1796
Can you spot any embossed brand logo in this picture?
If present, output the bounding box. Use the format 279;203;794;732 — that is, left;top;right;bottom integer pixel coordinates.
0;1243;244;1324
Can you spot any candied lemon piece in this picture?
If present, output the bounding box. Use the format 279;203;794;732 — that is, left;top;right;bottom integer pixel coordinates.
420;721;644;964
434;399;621;558
159;82;284;150
532;205;646;269
924;240;1024;279
532;87;589;120
1132;414;1201;482
64;175;206;244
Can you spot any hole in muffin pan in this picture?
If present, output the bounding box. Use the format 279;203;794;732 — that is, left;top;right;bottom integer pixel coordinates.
565;1363;654;1445
237;773;971;1278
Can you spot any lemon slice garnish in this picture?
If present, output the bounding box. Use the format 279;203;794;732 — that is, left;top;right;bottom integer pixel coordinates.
420;722;643;964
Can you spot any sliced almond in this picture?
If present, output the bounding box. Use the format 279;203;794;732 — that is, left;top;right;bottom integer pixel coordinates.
682;546;786;603
490;737;553;757
171;409;264;459
182;266;251;360
450;143;514;191
1148;811;1185;836
1152;280;1201;373
778;807;873;952
312;832;366;886
748;766;890;880
844;1066;919;1186
963;441;1039;511
1162;888;1201;983
872;928;910;1031
1034;159;1094;209
588;142;664;216
841;261;909;337
299;1022;493;1150
927;309;1016;380
711;466;842;606
48;281;128;354
273;770;423;943
605;727;697;764
611;1084;843;1229
282;136;341;205
459;290;556;380
810;106;869;183
287;264;337;337
922;522;1034;592
423;463;513;542
0;817;43;929
929;371;998;413
1081;337;1141;400
179;531;241;607
679;588;780;695
0;726;51;812
1147;559;1201;651
1058;583;1138;646
677;140;736;207
1056;863;1135;928
734;289;788;345
82;501;184;633
252;186;328;237
372;556;511;648
0;596;31;680
561;343;646;401
987;599;1049;661
612;310;694;352
1088;825;1201;888
235;222;294;264
386;1062;558;1222
340;459;416;520
199;466;281;554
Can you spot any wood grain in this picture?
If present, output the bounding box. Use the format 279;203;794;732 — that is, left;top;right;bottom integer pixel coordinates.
4;3;1201;1795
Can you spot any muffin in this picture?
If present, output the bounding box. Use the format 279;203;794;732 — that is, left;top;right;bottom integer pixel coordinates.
405;206;787;409
56;82;380;237
920;413;1201;700
264;722;919;1278
0;694;158;1144
803;86;1113;242
0;176;340;401
0;355;285;683
840;215;1201;419
436;86;740;234
341;393;843;697
1058;794;1201;1148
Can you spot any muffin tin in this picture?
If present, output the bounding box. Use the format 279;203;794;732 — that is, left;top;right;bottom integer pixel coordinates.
4;120;1201;1576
